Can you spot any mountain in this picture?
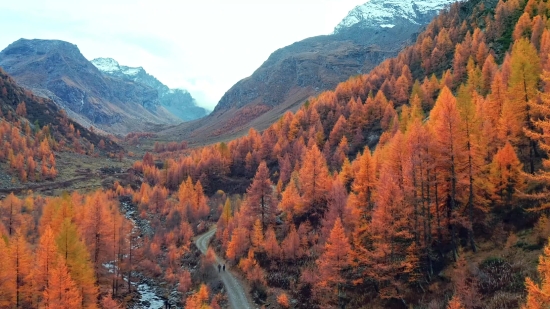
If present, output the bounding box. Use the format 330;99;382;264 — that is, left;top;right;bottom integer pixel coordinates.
0;39;181;135
91;57;209;121
334;0;456;32
0;66;120;151
161;0;456;143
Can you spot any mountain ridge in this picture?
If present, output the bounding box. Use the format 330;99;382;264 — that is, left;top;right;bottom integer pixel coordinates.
91;57;209;121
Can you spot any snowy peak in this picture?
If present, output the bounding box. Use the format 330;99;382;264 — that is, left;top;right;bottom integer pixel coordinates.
335;0;457;33
91;57;144;77
91;57;121;73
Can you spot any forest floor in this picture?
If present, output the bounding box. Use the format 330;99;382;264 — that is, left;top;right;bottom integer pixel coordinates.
195;226;255;309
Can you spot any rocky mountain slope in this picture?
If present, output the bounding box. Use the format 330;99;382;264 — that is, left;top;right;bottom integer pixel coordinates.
161;0;457;143
91;57;209;121
0;39;180;135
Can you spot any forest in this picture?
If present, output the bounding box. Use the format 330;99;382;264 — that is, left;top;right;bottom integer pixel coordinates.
4;0;550;308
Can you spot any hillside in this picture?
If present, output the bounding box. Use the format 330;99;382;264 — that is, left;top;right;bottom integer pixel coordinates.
159;0;457;144
0;39;181;135
141;0;550;307
0;66;124;190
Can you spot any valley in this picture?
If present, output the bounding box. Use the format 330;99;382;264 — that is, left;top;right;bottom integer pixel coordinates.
3;0;550;309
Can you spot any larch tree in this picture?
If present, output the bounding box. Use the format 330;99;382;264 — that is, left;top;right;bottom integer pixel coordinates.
321;178;352;242
43;262;82;309
457;87;485;252
55;218;98;308
10;229;33;308
81;191;113;279
315;218;352;308
279;175;302;217
263;226;281;259
245;161;276;232
36;226;60;304
523;237;550;308
364;160;413;303
352;147;377;218
1;192;22;236
429;86;466;260
488;142;525;209
185;284;210;309
192;181;209;221
250;219;264;252
282;224;302;260
405;119;436;275
299;144;330;220
226;227;249;262
0;234;16;307
219;198;232;229
502;38;540;172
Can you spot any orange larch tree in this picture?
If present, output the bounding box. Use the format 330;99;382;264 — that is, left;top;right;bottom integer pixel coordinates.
429;86;466;260
43;262;82;309
185;284;210;309
81;191;114;278
55;218;98;308
523;237;550;308
279;175;302;217
245;161;276;232
250;219;264;252
282;224;302;260
502;38;540;172
315;218;352;307
1;193;22;236
488;142;525;209
363;153;413;303
298;144;330;221
263;226;281;260
0;233;16;308
36;226;60;305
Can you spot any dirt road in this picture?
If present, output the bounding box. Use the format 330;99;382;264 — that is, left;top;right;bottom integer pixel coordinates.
195;227;254;309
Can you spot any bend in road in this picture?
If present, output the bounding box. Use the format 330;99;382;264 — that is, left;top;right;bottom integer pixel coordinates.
195;227;253;309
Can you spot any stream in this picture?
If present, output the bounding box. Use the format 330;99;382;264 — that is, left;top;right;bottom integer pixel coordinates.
119;197;167;309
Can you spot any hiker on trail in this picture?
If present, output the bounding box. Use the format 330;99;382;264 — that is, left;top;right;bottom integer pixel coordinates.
218;264;221;272
223;264;225;272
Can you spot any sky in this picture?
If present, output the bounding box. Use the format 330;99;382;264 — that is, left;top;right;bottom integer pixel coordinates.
0;0;367;110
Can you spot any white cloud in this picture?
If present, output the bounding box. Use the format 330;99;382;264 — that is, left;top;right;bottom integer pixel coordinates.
0;0;366;110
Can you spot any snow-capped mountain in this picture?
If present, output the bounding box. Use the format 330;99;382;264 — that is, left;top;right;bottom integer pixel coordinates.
91;57;209;121
335;0;457;33
0;39;184;134
92;58;156;83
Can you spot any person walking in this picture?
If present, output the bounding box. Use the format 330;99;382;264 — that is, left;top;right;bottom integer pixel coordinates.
218;264;221;272
223;264;226;272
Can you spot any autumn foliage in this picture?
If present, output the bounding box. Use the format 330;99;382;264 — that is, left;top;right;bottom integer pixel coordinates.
6;0;550;308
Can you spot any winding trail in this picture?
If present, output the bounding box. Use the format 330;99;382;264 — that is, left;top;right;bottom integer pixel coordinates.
195;226;254;309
